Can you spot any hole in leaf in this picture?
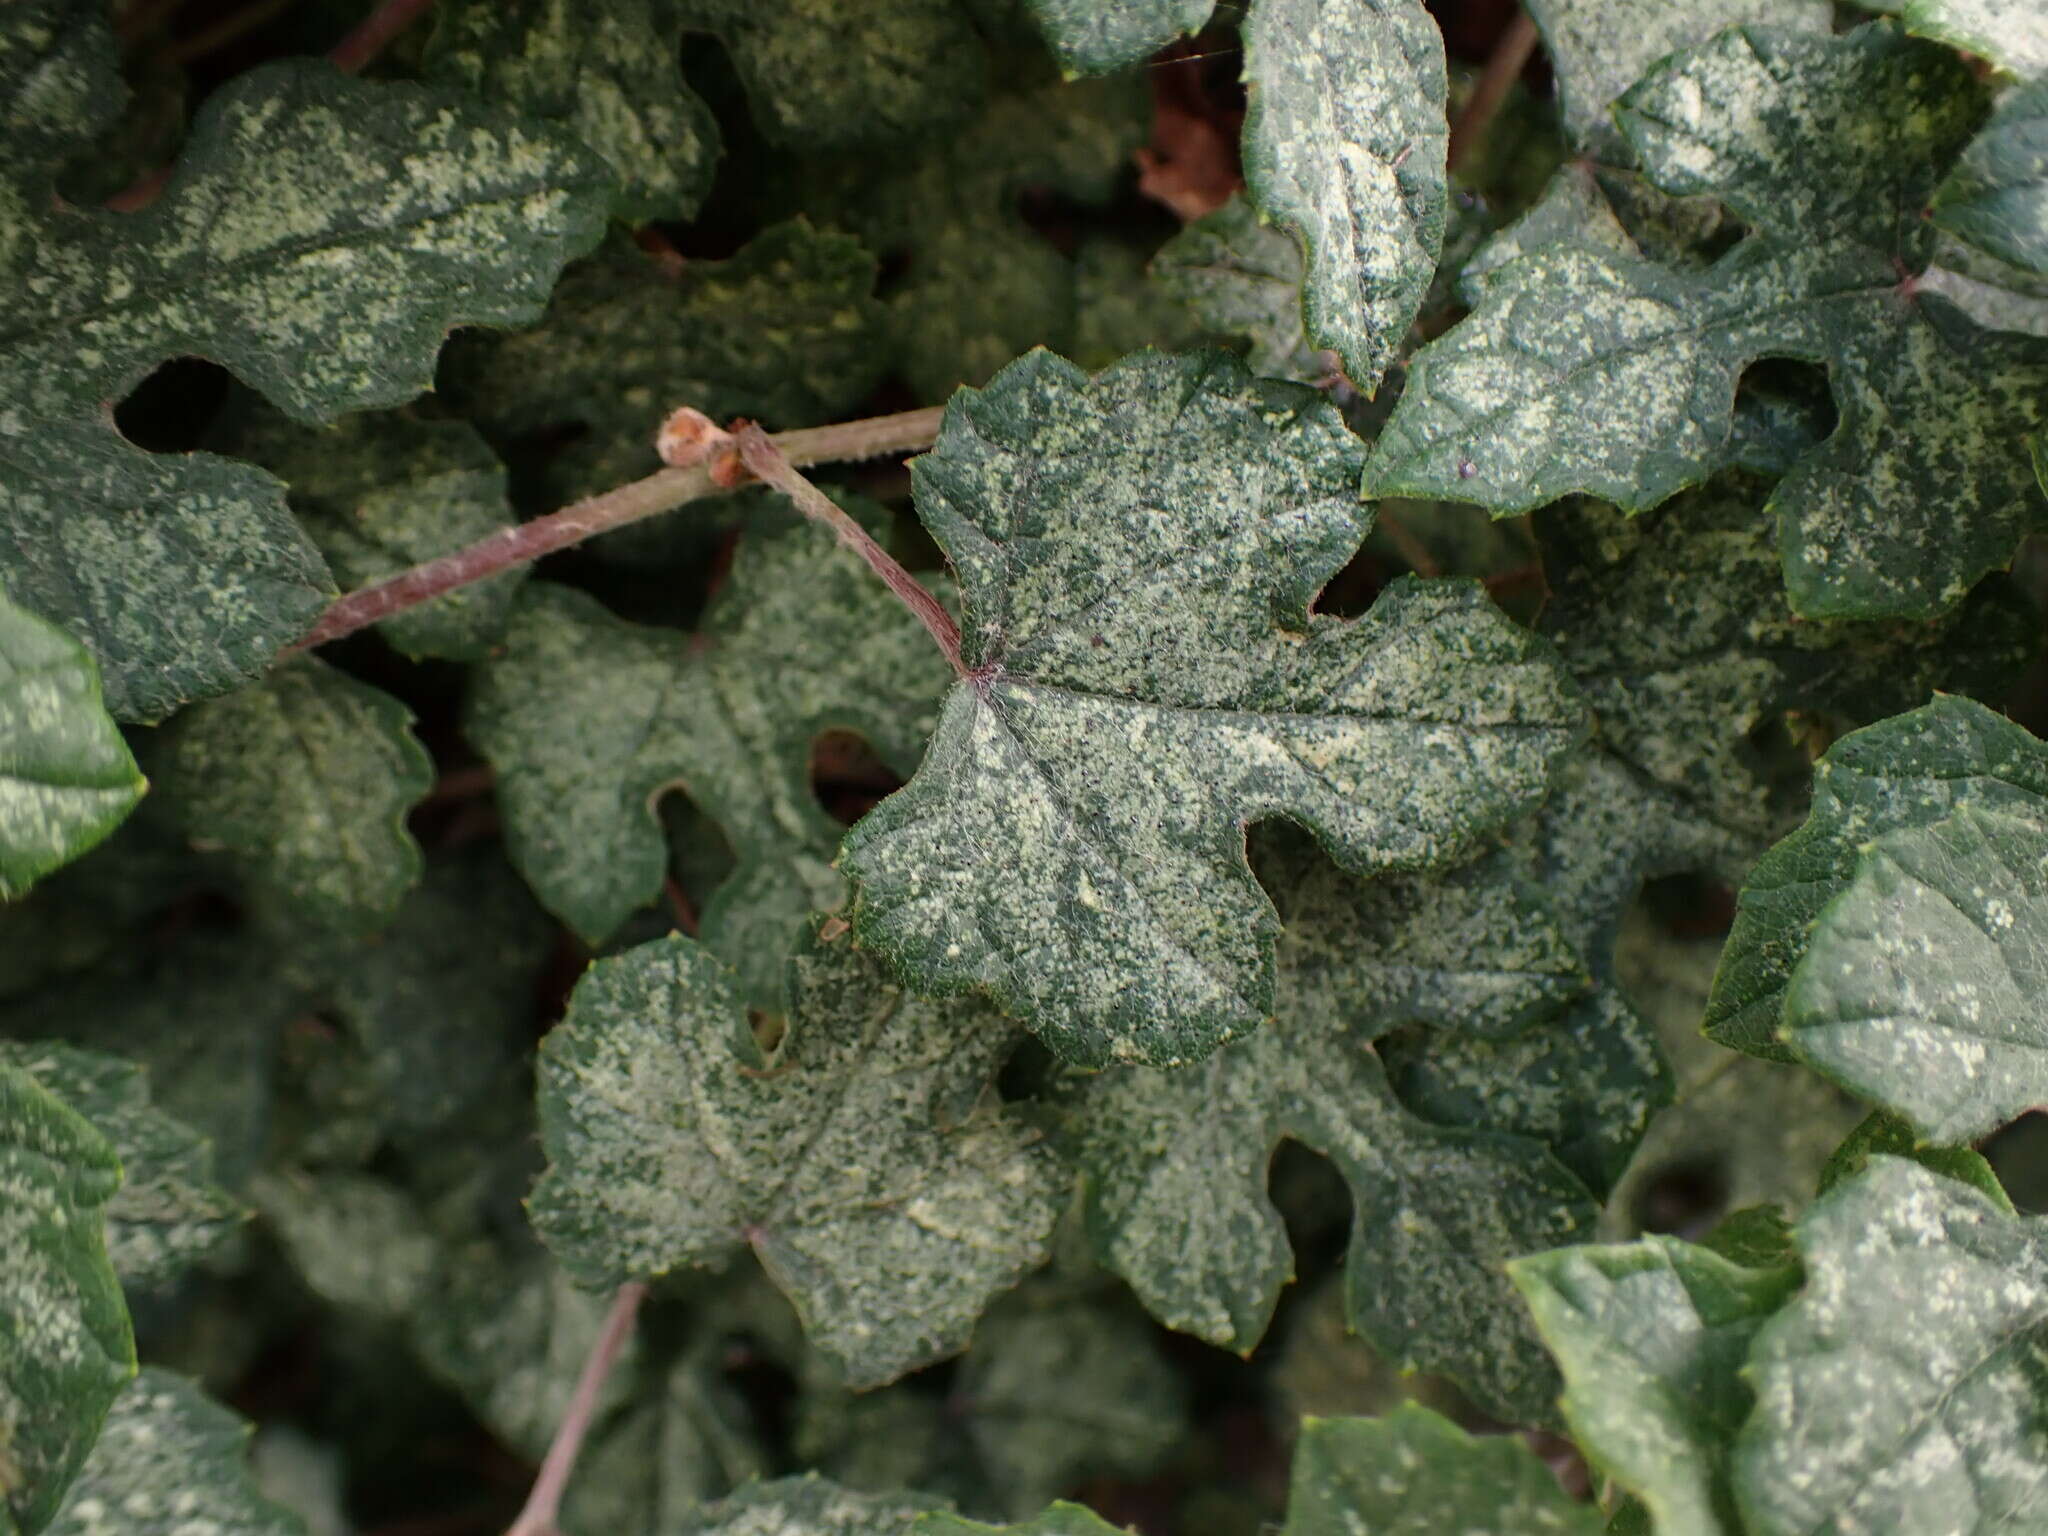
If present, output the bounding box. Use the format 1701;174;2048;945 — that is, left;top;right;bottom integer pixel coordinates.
713;1333;799;1451
1307;541;1391;618
810;729;904;826
1731;357;1837;471
1630;1154;1729;1239
1983;1113;2048;1214
1635;871;1735;941
995;1033;1058;1103
1268;1138;1352;1275
113;356;232;452
662;792;739;930
749;1008;786;1054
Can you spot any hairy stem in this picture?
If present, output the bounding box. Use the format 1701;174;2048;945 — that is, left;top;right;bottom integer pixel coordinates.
327;0;438;73
291;406;945;653
1447;9;1539;174
504;1281;646;1536
734;424;966;677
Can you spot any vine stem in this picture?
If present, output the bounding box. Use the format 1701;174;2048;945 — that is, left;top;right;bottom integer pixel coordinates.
733;423;967;677
327;0;438;74
290;406;945;654
1447;9;1539;174
503;1281;647;1536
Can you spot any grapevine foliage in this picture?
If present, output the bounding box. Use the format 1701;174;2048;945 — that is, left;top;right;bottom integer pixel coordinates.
7;0;2048;1531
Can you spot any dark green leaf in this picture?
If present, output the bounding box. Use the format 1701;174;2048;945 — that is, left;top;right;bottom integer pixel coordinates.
843;349;1586;1068
1023;0;1213;74
530;930;1063;1387
146;658;431;936
1151;194;1323;382
1818;1110;2012;1209
1903;0;2048;77
45;1370;302;1536
1241;0;1447;392
0;1059;132;1535
677;1476;944;1536
0;597;145;900
1936;81;2048;279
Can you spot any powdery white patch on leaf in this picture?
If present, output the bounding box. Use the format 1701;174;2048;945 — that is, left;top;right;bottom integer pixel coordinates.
1509;1238;1801;1536
673;0;986;149
0;34;610;720
1781;804;2048;1142
216;404;525;663
0;1059;133;1536
1904;0;2048;78
45;1369;303;1536
1240;0;1448;394
1522;0;1831;158
1706;694;2048;1060
0;1042;243;1295
672;1474;944;1536
146;657;432;937
1024;0;1214;74
1151;194;1323;382
529;931;1063;1388
1936;81;2048;280
842;349;1586;1069
1279;1407;1604;1536
468;518;950;1006
0;597;145;901
424;0;720;222
1057;1001;1595;1423
1736;1158;2048;1535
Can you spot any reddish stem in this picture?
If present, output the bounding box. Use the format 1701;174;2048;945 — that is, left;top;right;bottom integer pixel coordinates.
328;0;437;73
733;424;966;677
503;1281;646;1536
1448;10;1540;174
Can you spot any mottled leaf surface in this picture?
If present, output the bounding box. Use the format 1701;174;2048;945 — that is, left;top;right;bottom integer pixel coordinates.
469;518;949;1004
1937;81;2048;279
1819;1108;2013;1209
0;1042;242;1294
531;932;1062;1387
147;658;431;936
1059;998;1594;1420
425;0;719;221
1024;0;1213;73
1737;1158;2048;1535
0;597;145;900
216;404;524;662
1781;804;2048;1141
1369;25;2048;621
843;350;1585;1067
1281;1408;1602;1536
0;1058;132;1536
45;1370;303;1536
1522;0;1831;156
676;1475;943;1536
0;32;610;718
674;0;985;148
1510;1239;1800;1536
1240;0;1447;392
1706;695;2048;1060
920;1509;1121;1536
252;1170;439;1323
1904;0;2048;77
1151;194;1321;382
442;225;885;507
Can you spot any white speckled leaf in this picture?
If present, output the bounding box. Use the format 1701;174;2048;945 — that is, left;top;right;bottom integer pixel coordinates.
842;349;1586;1068
469;520;950;1005
251;1170;439;1323
1509;1238;1800;1536
919;1508;1121;1536
1024;0;1214;73
146;658;431;936
1936;82;2048;279
679;1477;944;1536
1151;194;1322;382
0;1042;242;1295
442;225;887;509
0;597;145;901
1240;0;1448;393
424;0;719;222
45;1370;302;1536
530;930;1063;1387
1737;1158;2048;1535
0;1059;133;1536
1369;25;2048;621
215;404;525;663
1706;695;2048;1060
0;22;611;719
1904;0;2048;77
672;0;985;147
1058;997;1596;1421
1281;1408;1603;1535
1781;804;2048;1142
1522;0;1831;157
